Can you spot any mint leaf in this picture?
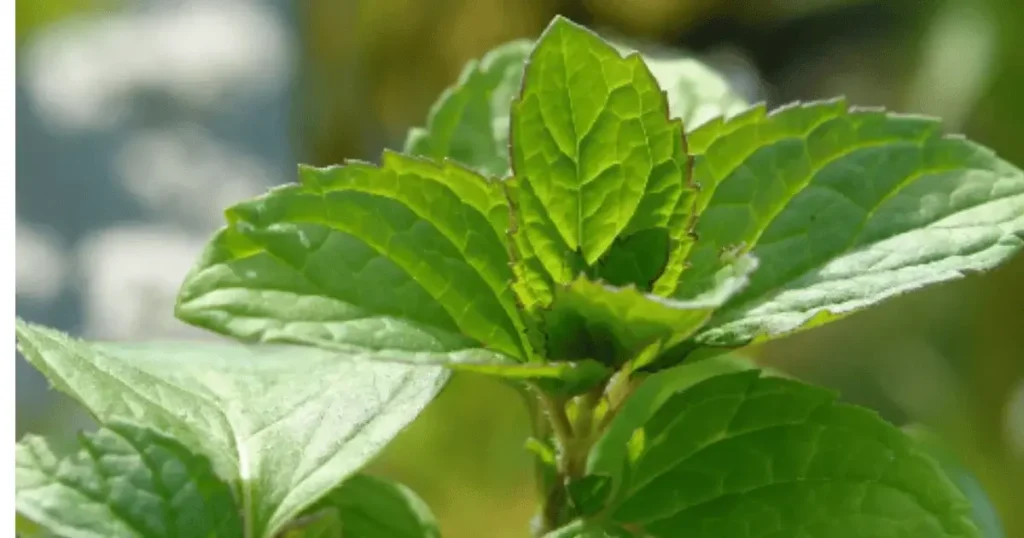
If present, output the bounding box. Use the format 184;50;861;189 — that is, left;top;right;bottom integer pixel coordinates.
673;99;1024;346
16;320;448;538
302;474;441;538
542;254;755;368
16;421;241;538
509;16;694;293
176;150;530;360
405;40;532;178
596;370;980;537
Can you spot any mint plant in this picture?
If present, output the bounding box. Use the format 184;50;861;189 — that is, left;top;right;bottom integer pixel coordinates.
16;16;1024;538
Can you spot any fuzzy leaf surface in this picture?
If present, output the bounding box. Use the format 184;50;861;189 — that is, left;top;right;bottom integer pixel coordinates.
16;422;241;538
16;320;448;538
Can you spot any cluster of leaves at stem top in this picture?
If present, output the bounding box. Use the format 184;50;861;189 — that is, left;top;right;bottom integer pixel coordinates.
174;14;1023;386
14;12;1024;538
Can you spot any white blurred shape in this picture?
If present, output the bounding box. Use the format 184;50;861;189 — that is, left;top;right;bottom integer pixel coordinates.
77;225;211;340
116;125;272;230
906;0;996;130
22;1;291;130
16;221;69;303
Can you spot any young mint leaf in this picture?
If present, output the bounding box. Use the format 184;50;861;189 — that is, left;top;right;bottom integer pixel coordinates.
405;40;532;178
542;254;755;368
595;370;980;537
509;16;694;295
671;99;1024;347
16;421;241;538
16;320;448;538
301;474;441;538
176;150;530;360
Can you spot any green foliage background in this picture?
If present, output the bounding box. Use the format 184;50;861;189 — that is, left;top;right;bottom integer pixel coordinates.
16;0;1024;536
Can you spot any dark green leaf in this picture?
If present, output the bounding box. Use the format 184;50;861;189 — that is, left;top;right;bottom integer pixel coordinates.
542;255;756;368
595;370;980;537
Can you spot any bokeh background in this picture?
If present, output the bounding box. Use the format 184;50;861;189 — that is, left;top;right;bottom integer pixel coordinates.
15;0;1024;536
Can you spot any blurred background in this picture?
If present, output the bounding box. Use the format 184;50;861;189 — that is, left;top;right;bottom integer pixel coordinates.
14;0;1023;536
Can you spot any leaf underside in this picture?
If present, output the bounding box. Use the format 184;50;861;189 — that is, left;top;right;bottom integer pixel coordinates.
16;320;448;538
16;422;242;538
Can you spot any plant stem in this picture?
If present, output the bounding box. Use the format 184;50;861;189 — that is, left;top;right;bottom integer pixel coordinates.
540;392;574;449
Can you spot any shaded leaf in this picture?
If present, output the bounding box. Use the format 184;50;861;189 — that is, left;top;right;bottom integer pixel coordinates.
16;422;241;538
405;39;533;178
16;320;447;538
543;255;756;368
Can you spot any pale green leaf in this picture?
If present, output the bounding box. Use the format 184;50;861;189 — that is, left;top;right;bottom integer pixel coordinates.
670;99;1024;346
613;47;749;131
405;39;532;178
176;150;530;360
509;16;694;294
16;422;241;538
16;320;448;538
596;370;980;537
